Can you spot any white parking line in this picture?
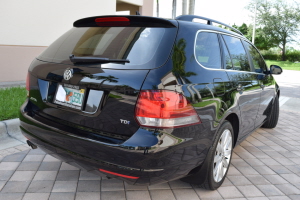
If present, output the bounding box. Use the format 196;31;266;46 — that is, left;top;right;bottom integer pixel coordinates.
279;96;290;107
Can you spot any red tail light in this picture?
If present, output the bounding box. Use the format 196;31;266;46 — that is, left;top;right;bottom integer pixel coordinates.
95;17;130;26
135;90;201;128
26;73;30;96
99;169;139;179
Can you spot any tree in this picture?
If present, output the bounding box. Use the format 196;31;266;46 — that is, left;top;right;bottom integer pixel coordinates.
182;0;194;15
172;0;177;19
189;0;195;15
156;0;159;17
238;23;248;36
232;23;248;35
248;26;277;50
232;23;276;50
182;0;188;15
96;75;118;86
248;0;300;60
172;38;196;84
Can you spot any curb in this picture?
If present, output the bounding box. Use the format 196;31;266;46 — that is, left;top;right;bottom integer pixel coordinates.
0;81;26;89
0;118;27;146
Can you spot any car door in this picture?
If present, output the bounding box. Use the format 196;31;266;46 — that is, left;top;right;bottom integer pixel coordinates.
242;41;276;127
220;34;261;139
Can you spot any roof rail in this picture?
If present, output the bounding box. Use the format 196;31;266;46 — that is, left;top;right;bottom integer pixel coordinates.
175;15;243;36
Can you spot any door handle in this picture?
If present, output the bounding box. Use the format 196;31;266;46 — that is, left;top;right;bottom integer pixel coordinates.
237;84;244;92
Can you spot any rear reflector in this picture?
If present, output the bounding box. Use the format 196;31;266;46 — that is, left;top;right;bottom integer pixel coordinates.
99;169;139;179
26;73;30;96
135;90;201;128
95;17;130;26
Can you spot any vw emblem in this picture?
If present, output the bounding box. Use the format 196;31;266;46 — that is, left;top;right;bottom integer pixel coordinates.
63;68;73;80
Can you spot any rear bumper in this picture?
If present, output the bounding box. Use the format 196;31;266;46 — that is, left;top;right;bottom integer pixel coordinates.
20;99;212;185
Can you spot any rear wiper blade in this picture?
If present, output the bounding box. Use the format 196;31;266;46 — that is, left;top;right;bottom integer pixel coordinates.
69;54;130;64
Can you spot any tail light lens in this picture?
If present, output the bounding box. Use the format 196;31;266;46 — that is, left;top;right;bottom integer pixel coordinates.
26;73;30;96
135;90;201;128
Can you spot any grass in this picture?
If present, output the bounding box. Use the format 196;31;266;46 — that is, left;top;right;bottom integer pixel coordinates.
265;60;300;71
109;93;122;99
0;87;27;121
193;99;219;108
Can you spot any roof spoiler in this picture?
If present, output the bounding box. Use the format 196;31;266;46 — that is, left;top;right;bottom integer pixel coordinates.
74;15;177;28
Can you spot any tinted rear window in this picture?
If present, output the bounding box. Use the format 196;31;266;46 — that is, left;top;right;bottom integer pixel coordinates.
38;27;177;69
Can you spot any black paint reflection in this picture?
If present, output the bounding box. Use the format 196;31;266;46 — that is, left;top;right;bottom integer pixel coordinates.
172;38;197;84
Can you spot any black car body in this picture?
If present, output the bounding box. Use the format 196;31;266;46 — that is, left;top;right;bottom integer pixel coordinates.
20;15;282;189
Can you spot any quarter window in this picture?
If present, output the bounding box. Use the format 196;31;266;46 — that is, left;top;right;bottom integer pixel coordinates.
222;35;250;72
195;32;221;69
243;41;267;73
220;36;233;70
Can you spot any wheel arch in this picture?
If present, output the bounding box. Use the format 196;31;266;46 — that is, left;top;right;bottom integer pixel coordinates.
275;81;280;98
277;89;280;98
224;113;239;147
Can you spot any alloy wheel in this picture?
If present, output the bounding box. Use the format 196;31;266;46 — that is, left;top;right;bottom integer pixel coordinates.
213;129;232;182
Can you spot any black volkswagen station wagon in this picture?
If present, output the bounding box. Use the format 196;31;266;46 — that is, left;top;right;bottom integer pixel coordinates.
20;15;282;190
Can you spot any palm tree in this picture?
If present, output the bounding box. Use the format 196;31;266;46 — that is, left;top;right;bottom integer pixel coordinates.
172;0;177;19
156;0;159;17
182;0;188;15
189;0;195;15
96;75;119;86
172;38;197;84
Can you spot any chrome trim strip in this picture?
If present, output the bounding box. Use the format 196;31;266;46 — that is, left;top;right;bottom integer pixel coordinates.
193;29;263;74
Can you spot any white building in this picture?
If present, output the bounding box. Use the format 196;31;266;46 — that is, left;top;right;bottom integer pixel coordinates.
0;0;154;82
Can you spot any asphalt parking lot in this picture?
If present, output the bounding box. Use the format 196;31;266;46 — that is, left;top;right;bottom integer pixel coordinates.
0;70;299;200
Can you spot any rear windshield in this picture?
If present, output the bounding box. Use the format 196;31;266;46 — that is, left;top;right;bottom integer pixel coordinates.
38;27;177;69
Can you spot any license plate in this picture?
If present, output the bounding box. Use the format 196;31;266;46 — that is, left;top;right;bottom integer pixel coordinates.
54;84;85;110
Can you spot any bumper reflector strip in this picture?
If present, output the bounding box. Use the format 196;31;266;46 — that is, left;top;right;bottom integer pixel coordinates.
99;169;139;179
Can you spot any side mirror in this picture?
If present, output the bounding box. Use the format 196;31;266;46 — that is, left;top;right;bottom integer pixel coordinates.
270;65;283;75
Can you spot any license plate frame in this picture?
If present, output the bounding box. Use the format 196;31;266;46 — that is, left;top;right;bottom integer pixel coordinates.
53;83;86;110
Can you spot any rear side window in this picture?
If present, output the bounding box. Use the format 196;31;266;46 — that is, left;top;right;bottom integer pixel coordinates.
243;41;267;73
195;32;221;69
38;27;177;69
222;35;250;72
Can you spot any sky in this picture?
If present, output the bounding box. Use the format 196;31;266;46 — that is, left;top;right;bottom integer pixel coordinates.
152;0;300;49
154;0;253;26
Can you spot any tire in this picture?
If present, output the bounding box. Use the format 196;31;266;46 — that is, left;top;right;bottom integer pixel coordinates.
181;120;234;190
262;95;279;128
201;121;233;190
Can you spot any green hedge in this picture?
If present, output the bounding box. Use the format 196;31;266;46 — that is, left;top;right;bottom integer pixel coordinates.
262;53;281;61
286;50;300;62
261;50;300;62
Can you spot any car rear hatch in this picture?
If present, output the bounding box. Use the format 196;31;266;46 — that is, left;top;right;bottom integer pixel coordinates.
26;16;178;143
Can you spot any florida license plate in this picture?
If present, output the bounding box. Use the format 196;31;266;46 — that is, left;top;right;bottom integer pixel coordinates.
54;84;85;110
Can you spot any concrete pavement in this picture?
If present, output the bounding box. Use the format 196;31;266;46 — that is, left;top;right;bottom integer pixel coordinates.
0;119;26;151
273;70;300;99
0;107;300;200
